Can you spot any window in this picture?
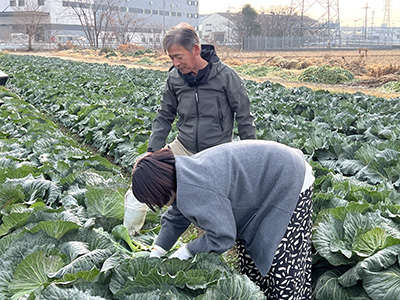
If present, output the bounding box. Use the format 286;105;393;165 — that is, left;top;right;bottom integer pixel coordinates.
129;7;143;13
152;9;158;15
18;0;25;6
144;8;151;14
38;0;44;5
10;0;16;6
177;12;182;17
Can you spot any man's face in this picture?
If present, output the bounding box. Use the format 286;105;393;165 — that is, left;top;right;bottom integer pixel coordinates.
167;44;199;75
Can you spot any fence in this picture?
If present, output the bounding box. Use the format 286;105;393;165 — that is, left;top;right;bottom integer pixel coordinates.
243;35;396;51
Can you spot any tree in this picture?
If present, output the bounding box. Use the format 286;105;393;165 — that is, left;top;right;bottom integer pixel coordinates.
230;4;261;50
258;6;292;37
13;0;50;51
242;4;262;36
109;12;146;46
64;0;118;48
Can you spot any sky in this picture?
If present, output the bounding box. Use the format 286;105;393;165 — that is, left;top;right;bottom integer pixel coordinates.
198;0;400;27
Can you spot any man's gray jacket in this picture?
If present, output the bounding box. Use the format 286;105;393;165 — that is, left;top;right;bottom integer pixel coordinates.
155;140;309;276
147;45;256;153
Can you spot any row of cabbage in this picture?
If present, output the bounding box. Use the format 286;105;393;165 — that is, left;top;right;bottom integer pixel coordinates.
0;87;267;299
1;54;400;299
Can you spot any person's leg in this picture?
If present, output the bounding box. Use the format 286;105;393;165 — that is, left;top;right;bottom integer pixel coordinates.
237;186;313;299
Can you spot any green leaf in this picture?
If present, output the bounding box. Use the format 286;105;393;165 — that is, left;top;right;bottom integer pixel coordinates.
313;269;349;300
48;248;112;279
29;220;80;240
353;227;400;257
9;250;64;299
313;214;353;265
339;244;400;288
36;283;110;300
363;265;400;300
0;211;31;237
85;187;124;220
196;274;266;300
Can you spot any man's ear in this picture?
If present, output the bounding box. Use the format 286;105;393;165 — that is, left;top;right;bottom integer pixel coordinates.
192;44;201;56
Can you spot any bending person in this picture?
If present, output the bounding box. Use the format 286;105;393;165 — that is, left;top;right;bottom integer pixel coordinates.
131;140;314;298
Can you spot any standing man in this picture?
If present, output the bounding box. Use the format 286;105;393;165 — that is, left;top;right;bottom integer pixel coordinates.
147;22;256;155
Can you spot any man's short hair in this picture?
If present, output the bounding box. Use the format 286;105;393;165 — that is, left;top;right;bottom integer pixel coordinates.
162;22;200;52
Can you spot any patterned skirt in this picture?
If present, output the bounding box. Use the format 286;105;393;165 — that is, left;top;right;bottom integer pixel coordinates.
236;186;313;299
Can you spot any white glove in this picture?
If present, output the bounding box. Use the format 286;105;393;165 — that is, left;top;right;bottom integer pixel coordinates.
149;245;167;258
169;245;192;260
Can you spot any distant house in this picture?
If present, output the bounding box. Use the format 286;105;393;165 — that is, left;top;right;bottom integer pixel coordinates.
199;12;236;45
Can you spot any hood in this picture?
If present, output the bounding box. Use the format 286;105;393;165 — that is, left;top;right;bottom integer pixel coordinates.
180;44;220;87
200;44;220;63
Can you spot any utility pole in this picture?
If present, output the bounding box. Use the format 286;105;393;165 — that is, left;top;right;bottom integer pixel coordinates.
289;0;341;47
162;0;166;35
363;3;369;40
371;10;375;39
382;0;391;27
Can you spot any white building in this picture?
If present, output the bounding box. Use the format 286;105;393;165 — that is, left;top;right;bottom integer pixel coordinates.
0;0;199;47
200;12;235;45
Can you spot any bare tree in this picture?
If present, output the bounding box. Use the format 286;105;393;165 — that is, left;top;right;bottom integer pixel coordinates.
140;23;163;49
109;12;146;46
13;0;50;50
258;6;292;37
64;0;118;48
230;4;261;50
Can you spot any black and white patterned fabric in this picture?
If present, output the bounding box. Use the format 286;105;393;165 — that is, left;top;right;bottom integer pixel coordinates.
236;186;313;299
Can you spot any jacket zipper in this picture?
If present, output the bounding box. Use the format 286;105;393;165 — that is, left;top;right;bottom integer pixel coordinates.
216;97;224;131
195;88;199;153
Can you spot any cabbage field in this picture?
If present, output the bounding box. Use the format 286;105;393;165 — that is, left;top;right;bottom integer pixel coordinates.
0;54;400;299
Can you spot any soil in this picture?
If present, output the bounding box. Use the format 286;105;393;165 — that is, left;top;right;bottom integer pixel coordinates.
7;47;400;99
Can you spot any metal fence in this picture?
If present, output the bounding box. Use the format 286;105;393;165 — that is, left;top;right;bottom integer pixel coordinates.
243;35;396;51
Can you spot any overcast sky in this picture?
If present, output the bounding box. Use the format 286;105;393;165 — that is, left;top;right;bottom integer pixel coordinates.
198;0;400;27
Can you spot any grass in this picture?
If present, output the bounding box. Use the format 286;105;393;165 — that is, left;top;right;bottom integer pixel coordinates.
233;64;300;81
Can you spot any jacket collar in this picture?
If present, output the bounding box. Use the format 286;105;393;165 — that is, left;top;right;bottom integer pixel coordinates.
180;45;220;87
170;44;221;87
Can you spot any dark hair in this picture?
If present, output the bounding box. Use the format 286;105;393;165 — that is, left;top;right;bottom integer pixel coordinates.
162;22;200;52
131;148;176;211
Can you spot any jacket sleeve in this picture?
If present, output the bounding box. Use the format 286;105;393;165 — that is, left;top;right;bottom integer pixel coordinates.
147;78;178;152
180;185;237;256
154;204;192;251
225;70;256;140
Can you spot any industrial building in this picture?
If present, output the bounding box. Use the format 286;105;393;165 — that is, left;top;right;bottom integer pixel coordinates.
0;0;199;48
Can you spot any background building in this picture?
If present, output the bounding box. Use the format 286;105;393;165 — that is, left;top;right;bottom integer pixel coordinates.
0;0;200;48
200;13;235;45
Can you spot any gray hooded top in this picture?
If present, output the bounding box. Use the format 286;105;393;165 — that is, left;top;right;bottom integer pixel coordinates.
154;140;309;276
